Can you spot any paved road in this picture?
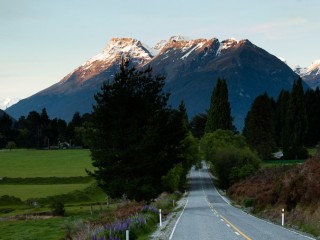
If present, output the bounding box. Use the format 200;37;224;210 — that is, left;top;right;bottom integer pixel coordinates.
170;163;315;240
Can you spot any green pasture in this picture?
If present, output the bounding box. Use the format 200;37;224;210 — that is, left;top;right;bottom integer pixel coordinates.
0;218;66;240
0;183;92;200
0;149;94;177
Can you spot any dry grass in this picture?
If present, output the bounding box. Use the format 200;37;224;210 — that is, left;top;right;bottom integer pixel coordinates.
228;158;320;236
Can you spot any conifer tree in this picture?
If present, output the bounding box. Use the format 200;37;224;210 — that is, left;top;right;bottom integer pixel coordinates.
88;59;188;200
283;78;308;159
305;88;320;146
205;78;233;132
243;93;275;159
275;90;290;148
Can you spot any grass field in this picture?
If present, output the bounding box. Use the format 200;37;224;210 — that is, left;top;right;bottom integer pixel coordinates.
0;149;99;201
0;149;94;177
0;183;92;200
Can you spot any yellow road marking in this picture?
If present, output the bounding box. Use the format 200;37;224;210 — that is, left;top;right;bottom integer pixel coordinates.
219;214;252;240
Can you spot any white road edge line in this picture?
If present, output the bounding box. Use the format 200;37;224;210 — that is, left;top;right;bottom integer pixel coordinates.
169;198;189;239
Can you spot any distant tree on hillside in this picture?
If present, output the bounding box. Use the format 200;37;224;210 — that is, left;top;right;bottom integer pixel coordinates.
205;78;233;133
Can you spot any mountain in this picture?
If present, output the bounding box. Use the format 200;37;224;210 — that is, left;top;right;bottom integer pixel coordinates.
295;60;320;89
6;38;155;121
147;37;302;128
0;98;20;110
6;36;303;129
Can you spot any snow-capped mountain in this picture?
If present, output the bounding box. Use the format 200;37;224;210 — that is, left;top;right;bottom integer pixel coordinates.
58;37;155;90
6;36;301;129
0;98;20;110
295;60;320;89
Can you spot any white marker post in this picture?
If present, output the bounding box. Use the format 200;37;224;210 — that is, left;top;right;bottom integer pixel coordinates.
159;209;162;227
126;230;129;240
281;208;285;226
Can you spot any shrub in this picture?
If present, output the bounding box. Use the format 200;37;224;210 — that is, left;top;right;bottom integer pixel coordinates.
162;163;183;192
201;130;261;188
243;197;254;208
50;201;65;216
0;195;23;205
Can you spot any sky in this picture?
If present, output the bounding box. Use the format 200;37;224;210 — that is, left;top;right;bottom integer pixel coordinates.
1;0;319;100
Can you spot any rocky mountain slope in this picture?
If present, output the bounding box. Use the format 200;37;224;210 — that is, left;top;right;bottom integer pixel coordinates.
295;60;320;89
6;36;303;129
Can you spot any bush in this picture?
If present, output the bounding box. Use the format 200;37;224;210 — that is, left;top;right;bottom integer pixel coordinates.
162;163;183;192
0;195;23;205
243;197;254;208
50;201;65;216
201;130;261;188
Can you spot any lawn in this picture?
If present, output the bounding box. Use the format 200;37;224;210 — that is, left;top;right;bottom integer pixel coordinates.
0;149;94;177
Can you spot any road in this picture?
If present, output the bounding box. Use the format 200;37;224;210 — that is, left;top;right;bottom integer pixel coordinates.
170;163;315;240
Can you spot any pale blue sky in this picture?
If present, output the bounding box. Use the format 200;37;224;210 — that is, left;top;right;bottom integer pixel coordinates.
1;0;319;99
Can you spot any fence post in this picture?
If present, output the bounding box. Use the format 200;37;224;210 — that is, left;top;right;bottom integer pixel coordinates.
159;209;162;227
126;230;129;240
281;208;284;226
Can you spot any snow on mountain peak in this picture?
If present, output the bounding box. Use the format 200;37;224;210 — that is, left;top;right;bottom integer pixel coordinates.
298;60;320;77
169;35;192;42
84;37;154;67
0;97;20;110
308;60;320;72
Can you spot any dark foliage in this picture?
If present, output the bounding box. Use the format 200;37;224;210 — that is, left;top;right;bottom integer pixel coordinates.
243;93;275;159
205;78;233;133
88;59;188;201
190;113;207;139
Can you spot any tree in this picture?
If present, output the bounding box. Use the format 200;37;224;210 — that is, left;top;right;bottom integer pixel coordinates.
88;59;188;200
0;113;13;148
283;78;308;159
205;78;233;133
201;130;260;188
275;90;290;148
305;88;320;146
243;93;275;160
190;113;207;139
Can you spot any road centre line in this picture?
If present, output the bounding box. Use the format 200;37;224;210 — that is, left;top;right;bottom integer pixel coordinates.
202;184;252;240
219;214;252;240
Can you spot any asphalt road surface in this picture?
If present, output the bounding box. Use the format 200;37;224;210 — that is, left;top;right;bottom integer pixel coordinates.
170;163;316;240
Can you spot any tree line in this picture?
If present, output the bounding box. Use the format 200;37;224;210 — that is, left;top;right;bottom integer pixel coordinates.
0;109;90;149
243;78;320;160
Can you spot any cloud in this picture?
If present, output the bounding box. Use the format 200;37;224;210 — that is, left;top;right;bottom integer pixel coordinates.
249;18;312;40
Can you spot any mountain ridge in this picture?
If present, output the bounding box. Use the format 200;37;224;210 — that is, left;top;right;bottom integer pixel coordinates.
6;36;303;129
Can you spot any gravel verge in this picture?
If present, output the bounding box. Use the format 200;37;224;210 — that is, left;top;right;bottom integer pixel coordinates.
150;193;188;240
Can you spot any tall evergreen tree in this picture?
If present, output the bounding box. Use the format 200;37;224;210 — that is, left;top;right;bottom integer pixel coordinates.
275;90;290;148
205;78;233;132
243;93;275;160
88;59;188;200
283;78;308;159
305;88;320;146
